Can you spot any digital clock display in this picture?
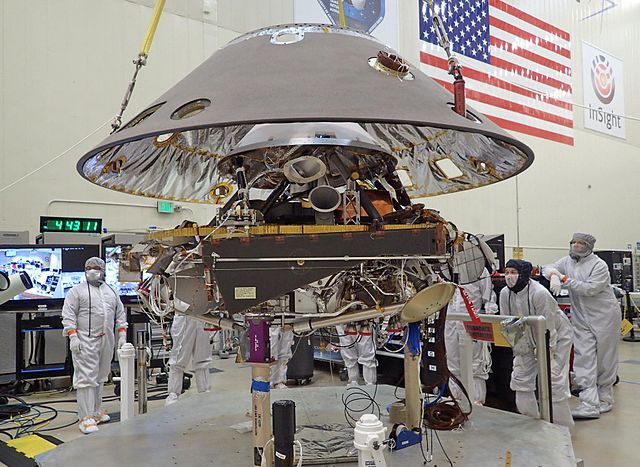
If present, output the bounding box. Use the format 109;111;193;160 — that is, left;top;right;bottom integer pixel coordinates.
39;216;102;234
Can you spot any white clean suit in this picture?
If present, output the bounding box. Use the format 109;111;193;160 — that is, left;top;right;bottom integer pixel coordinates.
445;268;497;404
543;253;620;417
500;279;574;430
335;324;377;385
270;326;295;388
62;281;127;420
166;315;213;401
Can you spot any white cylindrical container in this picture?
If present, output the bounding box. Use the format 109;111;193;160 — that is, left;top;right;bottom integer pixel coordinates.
117;343;136;421
354;414;388;467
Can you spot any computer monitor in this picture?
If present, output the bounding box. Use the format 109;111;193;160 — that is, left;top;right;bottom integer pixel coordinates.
104;245;151;302
0;245;100;309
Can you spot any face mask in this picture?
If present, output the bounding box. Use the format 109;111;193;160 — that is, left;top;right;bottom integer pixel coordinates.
569;244;590;261
505;273;519;288
571;243;588;254
86;270;102;283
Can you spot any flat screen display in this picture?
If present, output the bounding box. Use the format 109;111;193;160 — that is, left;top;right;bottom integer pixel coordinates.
0;245;100;309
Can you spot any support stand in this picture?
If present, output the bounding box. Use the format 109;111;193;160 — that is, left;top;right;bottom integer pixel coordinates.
250;363;273;467
136;330;148;415
403;350;421;431
397;322;422;450
247;317;274;467
117;343;135;421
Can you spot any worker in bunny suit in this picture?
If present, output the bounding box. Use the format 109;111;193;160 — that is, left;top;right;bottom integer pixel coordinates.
62;257;127;434
543;233;620;419
501;259;574;431
165;314;214;405
445;267;498;404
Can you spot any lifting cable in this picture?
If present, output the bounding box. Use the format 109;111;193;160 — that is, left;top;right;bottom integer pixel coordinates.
422;0;466;117
110;0;166;133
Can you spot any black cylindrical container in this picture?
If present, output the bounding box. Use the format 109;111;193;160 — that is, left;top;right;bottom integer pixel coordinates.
272;400;296;467
286;336;314;382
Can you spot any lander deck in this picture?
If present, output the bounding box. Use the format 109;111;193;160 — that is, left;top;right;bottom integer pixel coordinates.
37;385;576;467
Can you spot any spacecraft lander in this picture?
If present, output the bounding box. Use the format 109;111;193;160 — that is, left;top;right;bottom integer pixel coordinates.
76;24;533;465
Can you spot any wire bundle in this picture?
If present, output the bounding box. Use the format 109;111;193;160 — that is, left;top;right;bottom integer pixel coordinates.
423;398;468;431
341;385;380;428
422;307;473;425
0;394;79;440
0;379;172;440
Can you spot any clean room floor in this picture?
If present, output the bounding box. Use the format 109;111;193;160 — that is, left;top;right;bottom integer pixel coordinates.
3;340;639;466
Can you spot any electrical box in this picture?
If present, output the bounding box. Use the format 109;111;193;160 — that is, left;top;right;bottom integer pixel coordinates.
594;250;634;290
102;233;147;247
0;231;29;245
634;245;640;293
35;232;102;248
479;234;505;272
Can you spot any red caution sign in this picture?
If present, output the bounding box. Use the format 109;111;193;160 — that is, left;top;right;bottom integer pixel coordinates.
463;322;495;342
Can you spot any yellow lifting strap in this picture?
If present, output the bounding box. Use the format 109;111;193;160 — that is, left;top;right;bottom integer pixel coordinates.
111;0;166;133
338;0;346;27
140;0;166;57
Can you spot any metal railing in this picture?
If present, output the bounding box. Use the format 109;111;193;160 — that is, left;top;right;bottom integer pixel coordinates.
446;312;551;422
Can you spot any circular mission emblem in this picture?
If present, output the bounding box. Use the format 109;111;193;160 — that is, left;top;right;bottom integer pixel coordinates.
591;54;615;104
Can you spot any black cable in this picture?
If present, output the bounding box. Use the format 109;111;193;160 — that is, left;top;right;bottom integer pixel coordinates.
393;374;404;401
419;396;432;465
341;383;380;428
28;327;36;366
27;395;118;405
0;397;61;439
433;430;454;467
419;428;429;465
28;418;78;433
147;392;169;401
17;404;58;432
0;391;119;405
319;328;361;349
0;394;27;405
34;332;43;366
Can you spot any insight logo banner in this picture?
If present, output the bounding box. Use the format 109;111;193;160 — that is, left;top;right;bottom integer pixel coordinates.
582;42;625;139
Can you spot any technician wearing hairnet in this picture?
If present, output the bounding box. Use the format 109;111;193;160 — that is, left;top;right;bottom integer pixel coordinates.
445;267;497;404
62;257;127;434
270;326;295;389
543;233;620;419
335;322;377;385
165;314;213;406
500;259;574;430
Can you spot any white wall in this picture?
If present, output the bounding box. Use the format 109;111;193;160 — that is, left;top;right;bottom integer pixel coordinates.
0;0;292;238
1;0;639;267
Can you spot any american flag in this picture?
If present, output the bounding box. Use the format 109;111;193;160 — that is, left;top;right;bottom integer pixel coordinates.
419;0;573;145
